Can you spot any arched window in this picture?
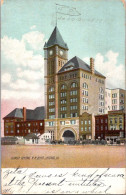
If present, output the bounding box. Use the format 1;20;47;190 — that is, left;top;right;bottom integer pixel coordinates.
49;86;54;92
83;82;88;89
71;82;77;88
61;84;67;90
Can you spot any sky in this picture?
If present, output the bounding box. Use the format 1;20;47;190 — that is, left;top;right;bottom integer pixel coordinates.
1;0;125;136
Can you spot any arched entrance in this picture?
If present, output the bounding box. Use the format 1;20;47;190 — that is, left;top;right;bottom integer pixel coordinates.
62;130;75;143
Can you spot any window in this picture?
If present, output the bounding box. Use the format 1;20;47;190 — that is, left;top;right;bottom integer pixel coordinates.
61;84;67;90
70;120;76;125
70;113;77;117
17;130;20;133
70;90;77;96
71;82;77;88
105;126;107;130
112;99;117;104
61;107;67;111
82;105;88;110
70;98;77;103
28;129;31;133
49;94;55;99
99;87;104;93
112;93;117;98
70;106;77;110
96;126;99;130
28;123;31;127
49;108;55;112
61;99;66;104
61;113;67;118
82;98;88;103
85;127;87;131
81;127;83;131
60;92;67;97
101;126;103;131
105;119;107;123
60;121;65;125
83;82;88;89
110;118;113;124
120;93;124;98
119;118;122;123
85;120;87;125
115;118;117;123
49;122;54;126
112;105;117;110
82;90;88;96
49;115;55;119
17;124;20;127
49;101;55;106
88;120;91;125
49;87;54;92
40;122;43;126
81;120;83;125
89;126;91;131
101;119;103;123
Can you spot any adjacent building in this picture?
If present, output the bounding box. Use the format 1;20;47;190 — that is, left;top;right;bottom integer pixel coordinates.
95;110;125;141
3;107;44;137
44;26;106;141
105;88;126;113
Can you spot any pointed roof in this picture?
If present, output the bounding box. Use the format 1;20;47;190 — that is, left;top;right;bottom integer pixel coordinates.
3;106;45;120
58;56;105;78
45;26;68;49
3;108;23;119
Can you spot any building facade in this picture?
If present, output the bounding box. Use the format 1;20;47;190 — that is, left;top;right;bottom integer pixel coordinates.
44;26;106;141
95;110;125;141
3;107;44;136
105;88;126;113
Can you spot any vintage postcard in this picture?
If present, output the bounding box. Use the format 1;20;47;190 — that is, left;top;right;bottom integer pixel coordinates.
1;0;126;194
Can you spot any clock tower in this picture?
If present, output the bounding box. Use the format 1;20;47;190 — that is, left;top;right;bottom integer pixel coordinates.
44;26;68;119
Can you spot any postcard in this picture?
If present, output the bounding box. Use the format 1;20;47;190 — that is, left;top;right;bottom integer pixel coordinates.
1;0;126;194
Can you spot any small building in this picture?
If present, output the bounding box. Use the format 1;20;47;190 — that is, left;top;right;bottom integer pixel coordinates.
95;114;108;140
1;136;18;145
3;106;44;137
24;133;39;144
106;110;125;142
38;133;51;144
79;112;95;140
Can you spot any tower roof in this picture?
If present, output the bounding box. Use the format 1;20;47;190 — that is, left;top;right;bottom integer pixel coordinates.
58;56;105;78
45;26;68;49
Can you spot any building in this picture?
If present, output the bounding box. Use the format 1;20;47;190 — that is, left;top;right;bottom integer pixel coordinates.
95;114;108;140
44;26;106;141
106;110;125;141
79;112;95;140
95;110;125;141
105;88;126;113
3;107;44;136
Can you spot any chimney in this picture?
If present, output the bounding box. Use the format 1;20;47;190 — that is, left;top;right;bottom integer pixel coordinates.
90;58;95;74
23;107;26;121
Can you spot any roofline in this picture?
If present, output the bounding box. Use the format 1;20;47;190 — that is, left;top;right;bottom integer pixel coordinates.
58;67;106;78
106;88;126;90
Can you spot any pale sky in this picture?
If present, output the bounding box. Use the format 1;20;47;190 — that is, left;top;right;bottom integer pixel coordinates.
1;0;125;136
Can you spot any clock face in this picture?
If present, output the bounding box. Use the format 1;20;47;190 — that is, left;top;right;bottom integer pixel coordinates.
60;50;63;56
49;50;53;55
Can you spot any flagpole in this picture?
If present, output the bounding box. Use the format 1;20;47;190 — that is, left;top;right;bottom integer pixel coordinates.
56;4;57;26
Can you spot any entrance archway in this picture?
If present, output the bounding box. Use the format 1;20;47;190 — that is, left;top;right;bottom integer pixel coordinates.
62;130;75;143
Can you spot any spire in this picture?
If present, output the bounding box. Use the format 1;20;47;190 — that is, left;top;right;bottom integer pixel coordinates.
44;42;47;48
46;26;68;49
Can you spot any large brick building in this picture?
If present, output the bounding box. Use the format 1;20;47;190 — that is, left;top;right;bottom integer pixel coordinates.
3;107;44;136
44;26;106;141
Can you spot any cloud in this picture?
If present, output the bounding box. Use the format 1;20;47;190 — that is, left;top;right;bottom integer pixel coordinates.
30;25;36;30
2;73;11;83
2;90;41;100
22;31;45;50
17;68;43;81
83;50;125;89
10;79;40;90
1;32;45;69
